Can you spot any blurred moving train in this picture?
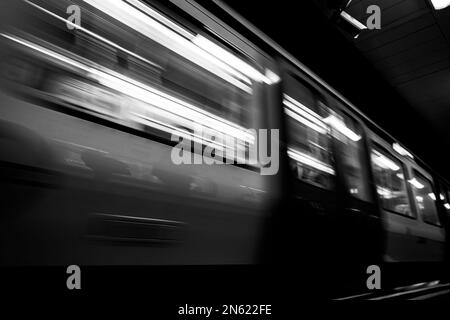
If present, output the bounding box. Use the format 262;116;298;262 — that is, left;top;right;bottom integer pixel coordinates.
0;0;450;289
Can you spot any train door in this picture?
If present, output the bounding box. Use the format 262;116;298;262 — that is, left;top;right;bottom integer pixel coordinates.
279;65;339;281
437;180;450;266
328;107;382;271
368;140;421;262
406;166;445;262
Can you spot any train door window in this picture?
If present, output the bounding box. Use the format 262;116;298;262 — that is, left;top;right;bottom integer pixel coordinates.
283;74;335;190
410;171;441;226
370;147;413;217
331;110;371;202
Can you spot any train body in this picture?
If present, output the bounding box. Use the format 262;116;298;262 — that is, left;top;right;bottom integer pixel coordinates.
0;0;449;290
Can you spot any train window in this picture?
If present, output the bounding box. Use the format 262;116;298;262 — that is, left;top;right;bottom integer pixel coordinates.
332;111;371;202
371;147;413;217
438;183;450;213
410;171;441;226
6;1;261;160
445;185;450;212
283;74;335;190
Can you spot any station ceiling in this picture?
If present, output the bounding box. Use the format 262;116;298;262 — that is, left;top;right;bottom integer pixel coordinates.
345;0;450;135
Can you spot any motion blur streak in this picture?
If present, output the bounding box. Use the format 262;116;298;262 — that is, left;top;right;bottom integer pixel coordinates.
0;0;272;266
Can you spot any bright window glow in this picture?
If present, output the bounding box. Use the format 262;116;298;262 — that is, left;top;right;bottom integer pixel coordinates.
408;178;425;189
0;33;255;146
123;0;195;39
287;148;335;175
284;108;328;134
440;194;445;200
393;143;414;159
431;0;450;10
371;150;400;171
264;69;281;85
445;203;450;209
377;186;393;199
192;35;270;84
428;193;436;201
83;0;259;92
416;196;424;202
324;115;361;141
283;95;328;134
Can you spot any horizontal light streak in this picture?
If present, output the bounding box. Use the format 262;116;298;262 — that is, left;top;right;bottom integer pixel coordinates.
377;186;394;199
283;95;361;141
324;115;361;141
24;0;162;70
0;33;254;145
287;148;335;175
284;108;328;134
371;150;400;171
83;0;256;92
283;94;328;134
408;178;424;189
124;0;195;39
340;11;367;30
393;143;413;159
192;35;273;84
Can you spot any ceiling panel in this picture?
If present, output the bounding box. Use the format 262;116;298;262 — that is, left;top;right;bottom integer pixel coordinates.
343;0;450;133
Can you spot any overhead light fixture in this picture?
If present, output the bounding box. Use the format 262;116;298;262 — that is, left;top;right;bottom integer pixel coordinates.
428;193;436;201
430;0;450;10
324;115;361;141
393;143;414;159
444;203;450;209
408;178;425;189
337;11;367;39
340;11;367;30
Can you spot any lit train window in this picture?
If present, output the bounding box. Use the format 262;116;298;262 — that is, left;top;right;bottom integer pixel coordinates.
445;185;450;211
4;0;263;161
332;111;371;202
371;148;413;217
283;74;335;190
410;171;441;226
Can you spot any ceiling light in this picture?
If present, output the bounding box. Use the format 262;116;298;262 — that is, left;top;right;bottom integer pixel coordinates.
430;0;450;10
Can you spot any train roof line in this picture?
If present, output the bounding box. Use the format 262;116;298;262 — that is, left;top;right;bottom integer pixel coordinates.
211;0;438;176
